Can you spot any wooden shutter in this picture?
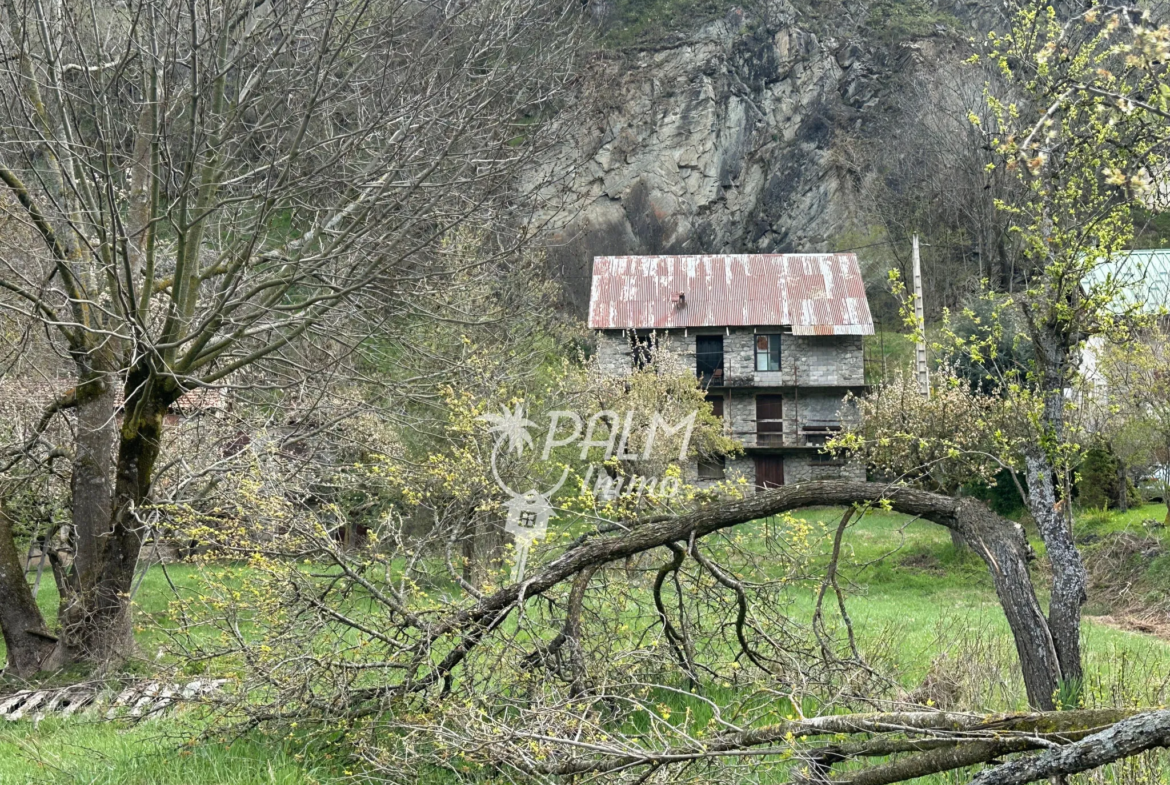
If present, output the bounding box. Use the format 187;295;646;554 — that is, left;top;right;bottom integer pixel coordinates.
756;395;783;446
754;455;785;488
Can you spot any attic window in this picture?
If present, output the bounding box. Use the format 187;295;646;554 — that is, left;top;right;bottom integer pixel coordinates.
671;292;686;307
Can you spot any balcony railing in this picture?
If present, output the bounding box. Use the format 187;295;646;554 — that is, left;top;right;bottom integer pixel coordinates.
729;420;844;449
698;368;724;388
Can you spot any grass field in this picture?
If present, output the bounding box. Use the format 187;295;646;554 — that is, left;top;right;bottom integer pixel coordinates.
2;504;1169;784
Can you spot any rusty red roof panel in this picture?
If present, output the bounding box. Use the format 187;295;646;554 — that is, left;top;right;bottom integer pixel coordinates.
588;254;874;335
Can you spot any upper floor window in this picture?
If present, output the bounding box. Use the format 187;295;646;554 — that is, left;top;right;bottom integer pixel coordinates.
755;334;781;371
696;336;724;386
631;334;654;369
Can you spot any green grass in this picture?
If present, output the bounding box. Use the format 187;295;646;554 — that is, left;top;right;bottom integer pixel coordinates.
766;506;1170;701
0;718;343;785
3;504;1169;783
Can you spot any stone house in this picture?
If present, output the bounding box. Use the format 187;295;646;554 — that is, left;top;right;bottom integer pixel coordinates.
589;254;872;488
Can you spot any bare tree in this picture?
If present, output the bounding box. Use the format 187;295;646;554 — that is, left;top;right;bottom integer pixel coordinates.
855;57;1026;317
0;0;581;672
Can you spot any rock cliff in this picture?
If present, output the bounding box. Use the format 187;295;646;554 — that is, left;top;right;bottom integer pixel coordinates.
533;3;977;310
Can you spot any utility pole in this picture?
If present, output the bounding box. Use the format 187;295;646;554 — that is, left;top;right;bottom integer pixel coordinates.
913;235;930;396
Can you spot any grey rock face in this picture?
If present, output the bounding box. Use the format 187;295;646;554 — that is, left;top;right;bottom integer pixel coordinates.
534;9;927;310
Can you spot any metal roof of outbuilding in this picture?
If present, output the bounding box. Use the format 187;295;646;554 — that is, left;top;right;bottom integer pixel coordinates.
588;254;874;335
1083;249;1170;313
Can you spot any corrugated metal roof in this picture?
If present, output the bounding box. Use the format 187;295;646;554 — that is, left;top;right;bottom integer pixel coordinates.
588;254;874;335
1083;249;1170;312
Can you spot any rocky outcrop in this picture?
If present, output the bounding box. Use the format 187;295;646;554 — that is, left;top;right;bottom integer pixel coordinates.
533;6;955;311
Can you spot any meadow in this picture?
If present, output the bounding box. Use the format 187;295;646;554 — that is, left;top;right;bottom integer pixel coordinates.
2;503;1168;784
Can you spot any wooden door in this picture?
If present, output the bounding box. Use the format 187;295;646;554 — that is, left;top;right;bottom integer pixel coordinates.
754;455;785;489
756;395;783;447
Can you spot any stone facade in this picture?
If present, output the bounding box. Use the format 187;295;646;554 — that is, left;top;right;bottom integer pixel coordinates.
596;329;862;387
595;327;866;487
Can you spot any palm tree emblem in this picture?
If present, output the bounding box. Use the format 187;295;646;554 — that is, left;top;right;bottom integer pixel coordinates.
479;403;537;457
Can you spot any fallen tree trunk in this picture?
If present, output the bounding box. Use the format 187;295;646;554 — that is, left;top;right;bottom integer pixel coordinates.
421;481;1062;709
969;709;1170;785
529;707;1136;776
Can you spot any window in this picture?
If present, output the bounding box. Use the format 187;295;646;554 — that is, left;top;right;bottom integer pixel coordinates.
631;334;654;369
804;423;844;465
698;455;726;480
696;336;724;386
801;423;842;448
705;394;724;418
755;334;781;371
756;395;783;447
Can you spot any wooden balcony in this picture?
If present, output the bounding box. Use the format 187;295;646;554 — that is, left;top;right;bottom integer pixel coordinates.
730;420;844;450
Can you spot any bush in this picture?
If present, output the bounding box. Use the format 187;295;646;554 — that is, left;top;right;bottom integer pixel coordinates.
863;0;956;45
1077;447;1124;510
963;468;1027;516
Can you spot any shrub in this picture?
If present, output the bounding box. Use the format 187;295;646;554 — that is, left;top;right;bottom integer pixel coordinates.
1078;447;1123;510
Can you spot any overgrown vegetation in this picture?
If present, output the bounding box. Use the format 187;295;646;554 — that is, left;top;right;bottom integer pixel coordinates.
3;504;1169;783
5;1;1170;783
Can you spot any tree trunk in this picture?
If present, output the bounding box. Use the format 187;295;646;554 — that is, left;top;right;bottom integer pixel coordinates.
462;517;504;590
1115;454;1127;513
951;498;1059;709
0;508;57;677
1016;328;1088;694
968;709;1170;785
54;374;126;664
53;373;165;666
1025;452;1086;691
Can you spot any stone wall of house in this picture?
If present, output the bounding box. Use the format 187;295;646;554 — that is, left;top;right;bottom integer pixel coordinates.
783;454;865;483
690;453;863;488
785;334;865;386
688;453;755;490
596;328;864;388
596;331;634;377
597;327;865;490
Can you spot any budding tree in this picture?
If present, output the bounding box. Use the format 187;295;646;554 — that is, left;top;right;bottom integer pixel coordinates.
1095;323;1170;523
972;0;1170;695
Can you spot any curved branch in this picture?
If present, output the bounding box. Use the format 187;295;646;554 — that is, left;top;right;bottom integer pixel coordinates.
422;481;1059;707
652;542;696;685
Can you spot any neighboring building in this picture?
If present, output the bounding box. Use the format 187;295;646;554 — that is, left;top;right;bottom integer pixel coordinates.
589;254;873;489
1080;249;1170;397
